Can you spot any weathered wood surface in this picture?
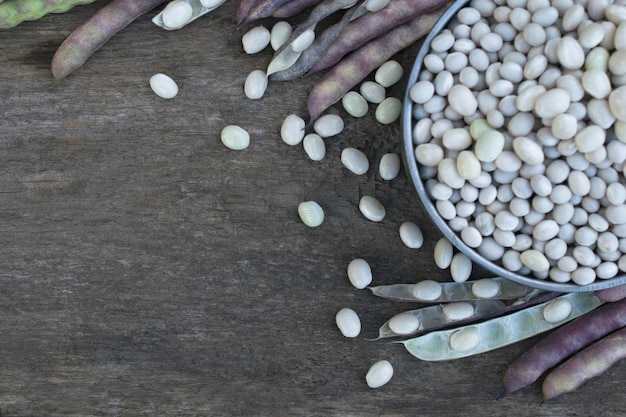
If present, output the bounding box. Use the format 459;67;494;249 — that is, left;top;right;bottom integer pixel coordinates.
0;2;624;416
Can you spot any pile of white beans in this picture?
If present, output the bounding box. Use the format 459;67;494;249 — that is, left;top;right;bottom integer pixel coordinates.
408;0;626;286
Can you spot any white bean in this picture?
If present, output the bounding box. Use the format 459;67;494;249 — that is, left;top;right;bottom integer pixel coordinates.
360;81;386;104
434;238;453;269
242;25;271;54
244;69;268;100
359;196;386;222
291;29;315;53
475;130;505;162
365;360;393;388
412;280;443;300
399;222;424;249
471;278;500;298
557;36;585;69
450;253;472;283
336;307;361;338
218;124;252;153
379;153;401;180
297;201;324;227
388;312;420;335
542;298;572;323
303;133;326;161
443;302;475;321
365;0;390;12
448;85;478;116
161;0;193;30
375;60;403;88
520;249;550;272
280;114;305;145
341;147;369;175
150;73;178;99
342;91;368;118
512;136;544;165
375;97;402;124
450;327;480;352
270;21;292;51
347;258;372;289
314;114;344;138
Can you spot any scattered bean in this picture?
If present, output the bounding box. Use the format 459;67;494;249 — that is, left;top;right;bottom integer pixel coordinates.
379;153;401;180
150;73;178;99
220;124;250;150
365;360;393;388
242;25;271;54
302;133;326;161
358;195;386;222
434;238;453;269
375;60;403;87
341;147;369;175
375;97;402;124
313;114;344;138
335;307;361;338
280;114;306;145
360;81;386;104
399;221;423;249
342;91;368;117
347;258;372;289
244;69;268;100
297;200;324;227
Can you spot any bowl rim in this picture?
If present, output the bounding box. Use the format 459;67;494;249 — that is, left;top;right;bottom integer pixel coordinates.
401;0;626;292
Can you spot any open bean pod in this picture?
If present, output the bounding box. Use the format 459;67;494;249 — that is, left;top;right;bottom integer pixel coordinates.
152;0;227;30
266;0;364;75
268;0;363;81
401;292;603;361
375;300;505;340
369;277;534;303
376;290;558;340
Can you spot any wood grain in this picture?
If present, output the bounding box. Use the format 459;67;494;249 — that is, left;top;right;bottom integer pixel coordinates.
0;2;624;416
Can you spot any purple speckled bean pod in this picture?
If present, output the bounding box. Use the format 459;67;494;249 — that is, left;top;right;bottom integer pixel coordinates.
500;297;626;399
595;283;626;302
306;10;442;124
309;0;453;74
271;0;324;18
51;0;168;80
542;326;626;401
235;0;258;24
237;0;292;26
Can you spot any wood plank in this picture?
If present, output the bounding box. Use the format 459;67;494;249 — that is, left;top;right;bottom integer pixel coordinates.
0;2;623;415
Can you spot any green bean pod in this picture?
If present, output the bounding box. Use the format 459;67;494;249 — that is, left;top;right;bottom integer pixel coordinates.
0;0;97;29
375;300;505;340
369;277;534;303
401;292;603;362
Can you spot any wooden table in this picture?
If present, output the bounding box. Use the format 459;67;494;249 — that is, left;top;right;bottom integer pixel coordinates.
0;2;624;416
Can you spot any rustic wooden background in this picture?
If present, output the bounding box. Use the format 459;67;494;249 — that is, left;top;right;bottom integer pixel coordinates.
0;1;625;416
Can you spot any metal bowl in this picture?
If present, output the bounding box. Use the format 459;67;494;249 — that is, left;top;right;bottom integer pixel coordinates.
401;0;626;292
